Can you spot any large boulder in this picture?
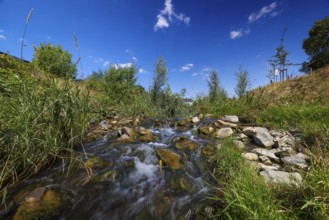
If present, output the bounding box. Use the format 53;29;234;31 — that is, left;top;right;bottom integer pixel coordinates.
260;170;302;187
13;188;65;220
215;127;234;139
156;148;182;170
243;127;274;147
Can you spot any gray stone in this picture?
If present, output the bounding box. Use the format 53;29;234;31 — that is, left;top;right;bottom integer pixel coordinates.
233;140;245;150
259;163;279;171
99;120;110;130
252;148;280;163
260;170;302;187
281;153;309;169
253;127;274;147
270;131;285;138
273;136;287;148
238;133;248;140
242;127;256;136
215;127;234;139
221;115;239;123
259;155;272;165
242;152;258;161
217;119;237;128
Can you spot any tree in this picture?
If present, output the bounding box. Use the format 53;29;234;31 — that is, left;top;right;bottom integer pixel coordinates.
234;66;251;98
103;65;137;104
32;43;77;78
208;70;227;103
268;29;290;82
150;56;168;103
303;16;329;70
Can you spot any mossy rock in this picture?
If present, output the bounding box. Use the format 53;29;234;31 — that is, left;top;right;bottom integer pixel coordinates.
198;126;215;135
13;189;64;220
156;148;182;170
94;170;117;182
176;118;192;127
84;156;111;169
138;129;155;142
175;137;200;151
202;144;216;157
170;174;194;193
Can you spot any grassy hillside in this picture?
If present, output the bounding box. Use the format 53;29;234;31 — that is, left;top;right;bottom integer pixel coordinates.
203;66;329;219
253;66;329;104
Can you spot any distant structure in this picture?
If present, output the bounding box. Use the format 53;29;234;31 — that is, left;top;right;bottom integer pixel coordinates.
183;98;193;105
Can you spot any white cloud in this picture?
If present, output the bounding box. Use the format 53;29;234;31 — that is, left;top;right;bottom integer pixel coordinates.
230;28;250;40
248;2;278;23
0;35;6;40
230;30;242;39
180;63;194;71
192;73;198;76
155;15;169;30
138;68;148;74
132;56;138;62
154;0;190;31
112;63;133;69
103;61;110;67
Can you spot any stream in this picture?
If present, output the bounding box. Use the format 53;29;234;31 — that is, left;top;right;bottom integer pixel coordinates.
4;119;221;219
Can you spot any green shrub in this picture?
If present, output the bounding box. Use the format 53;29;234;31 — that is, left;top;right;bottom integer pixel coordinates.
32;43;77;78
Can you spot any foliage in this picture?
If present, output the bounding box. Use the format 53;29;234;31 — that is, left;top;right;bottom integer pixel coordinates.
32;43;77;78
208;70;227;103
103;65;137;105
150;56;168;104
0;56;91;189
303;16;329;70
234;65;251;98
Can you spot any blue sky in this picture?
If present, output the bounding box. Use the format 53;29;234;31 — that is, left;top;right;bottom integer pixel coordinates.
0;0;328;98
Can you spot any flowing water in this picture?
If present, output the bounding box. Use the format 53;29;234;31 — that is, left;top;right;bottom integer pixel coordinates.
4;119;220;219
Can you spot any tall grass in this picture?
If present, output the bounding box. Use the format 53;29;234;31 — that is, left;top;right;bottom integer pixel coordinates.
211;139;290;219
257;104;329;151
0;56;91;190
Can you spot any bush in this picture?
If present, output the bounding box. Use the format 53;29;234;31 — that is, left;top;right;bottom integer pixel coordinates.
32;43;77;78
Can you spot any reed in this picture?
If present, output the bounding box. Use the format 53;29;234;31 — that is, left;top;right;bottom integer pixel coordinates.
20;8;34;60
